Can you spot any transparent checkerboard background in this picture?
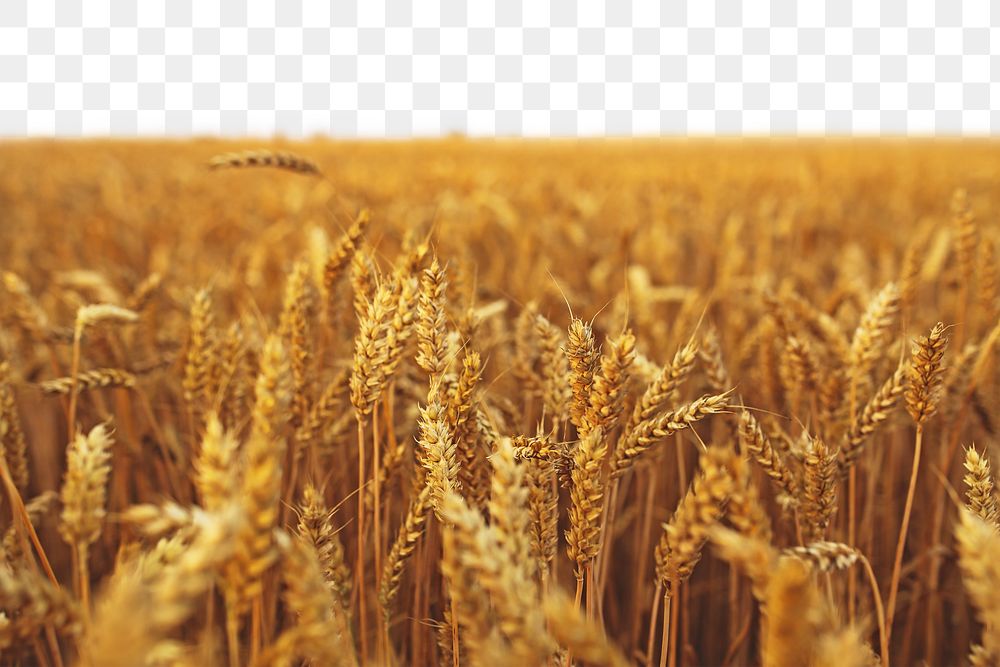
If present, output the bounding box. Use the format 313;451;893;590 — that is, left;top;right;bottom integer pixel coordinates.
0;0;996;137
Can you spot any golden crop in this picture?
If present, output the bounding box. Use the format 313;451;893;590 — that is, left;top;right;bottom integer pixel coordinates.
1;138;1000;666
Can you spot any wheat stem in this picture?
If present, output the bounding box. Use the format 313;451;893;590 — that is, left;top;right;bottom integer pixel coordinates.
887;424;922;642
646;581;662;667
450;595;460;667
225;604;240;667
67;326;83;441
660;590;672;667
859;553;889;667
371;405;383;667
356;419;368;665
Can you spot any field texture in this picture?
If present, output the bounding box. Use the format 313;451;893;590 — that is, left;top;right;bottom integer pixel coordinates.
1;139;1000;666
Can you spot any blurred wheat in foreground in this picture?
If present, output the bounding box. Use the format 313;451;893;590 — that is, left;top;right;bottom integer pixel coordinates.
2;139;1000;666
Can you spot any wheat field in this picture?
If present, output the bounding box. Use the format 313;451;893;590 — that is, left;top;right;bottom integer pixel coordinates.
1;138;1000;666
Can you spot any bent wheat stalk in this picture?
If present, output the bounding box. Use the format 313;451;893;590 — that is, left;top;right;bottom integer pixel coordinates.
208;149;322;176
887;323;948;640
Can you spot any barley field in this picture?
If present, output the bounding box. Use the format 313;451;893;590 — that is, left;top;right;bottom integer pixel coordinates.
2;139;1000;666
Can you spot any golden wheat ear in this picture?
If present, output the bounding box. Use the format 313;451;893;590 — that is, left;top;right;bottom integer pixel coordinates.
207;149;322;175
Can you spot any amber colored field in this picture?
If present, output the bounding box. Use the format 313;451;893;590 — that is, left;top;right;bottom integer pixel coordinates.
2;138;1000;666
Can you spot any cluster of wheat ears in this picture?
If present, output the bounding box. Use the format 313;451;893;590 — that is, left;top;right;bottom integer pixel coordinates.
2;140;1000;666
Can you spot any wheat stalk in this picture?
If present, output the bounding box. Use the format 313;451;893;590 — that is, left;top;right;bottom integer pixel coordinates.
208;149;322;175
565;318;599;433
956;509;1000;667
59;422;114;614
612;390;733;479
415;257;449;382
379;484;430;617
625;339;699;436
905;322;949;425
39;368;137;395
963;446;1000;528
849;282;900;383
297;484;352;612
566;427;608;582
526;453;559;583
801;435;837;542
223;335;291;616
654;447;734;597
0;565;79;652
888;322;950;640
840;362;907;477
323;210;371;308
739;409;799;506
258;535;357;667
183;288;218;420
542;591;629;667
0;361;29;493
585;329;636;435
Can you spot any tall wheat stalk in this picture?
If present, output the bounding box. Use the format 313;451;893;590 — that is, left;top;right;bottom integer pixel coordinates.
887;323;948;639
